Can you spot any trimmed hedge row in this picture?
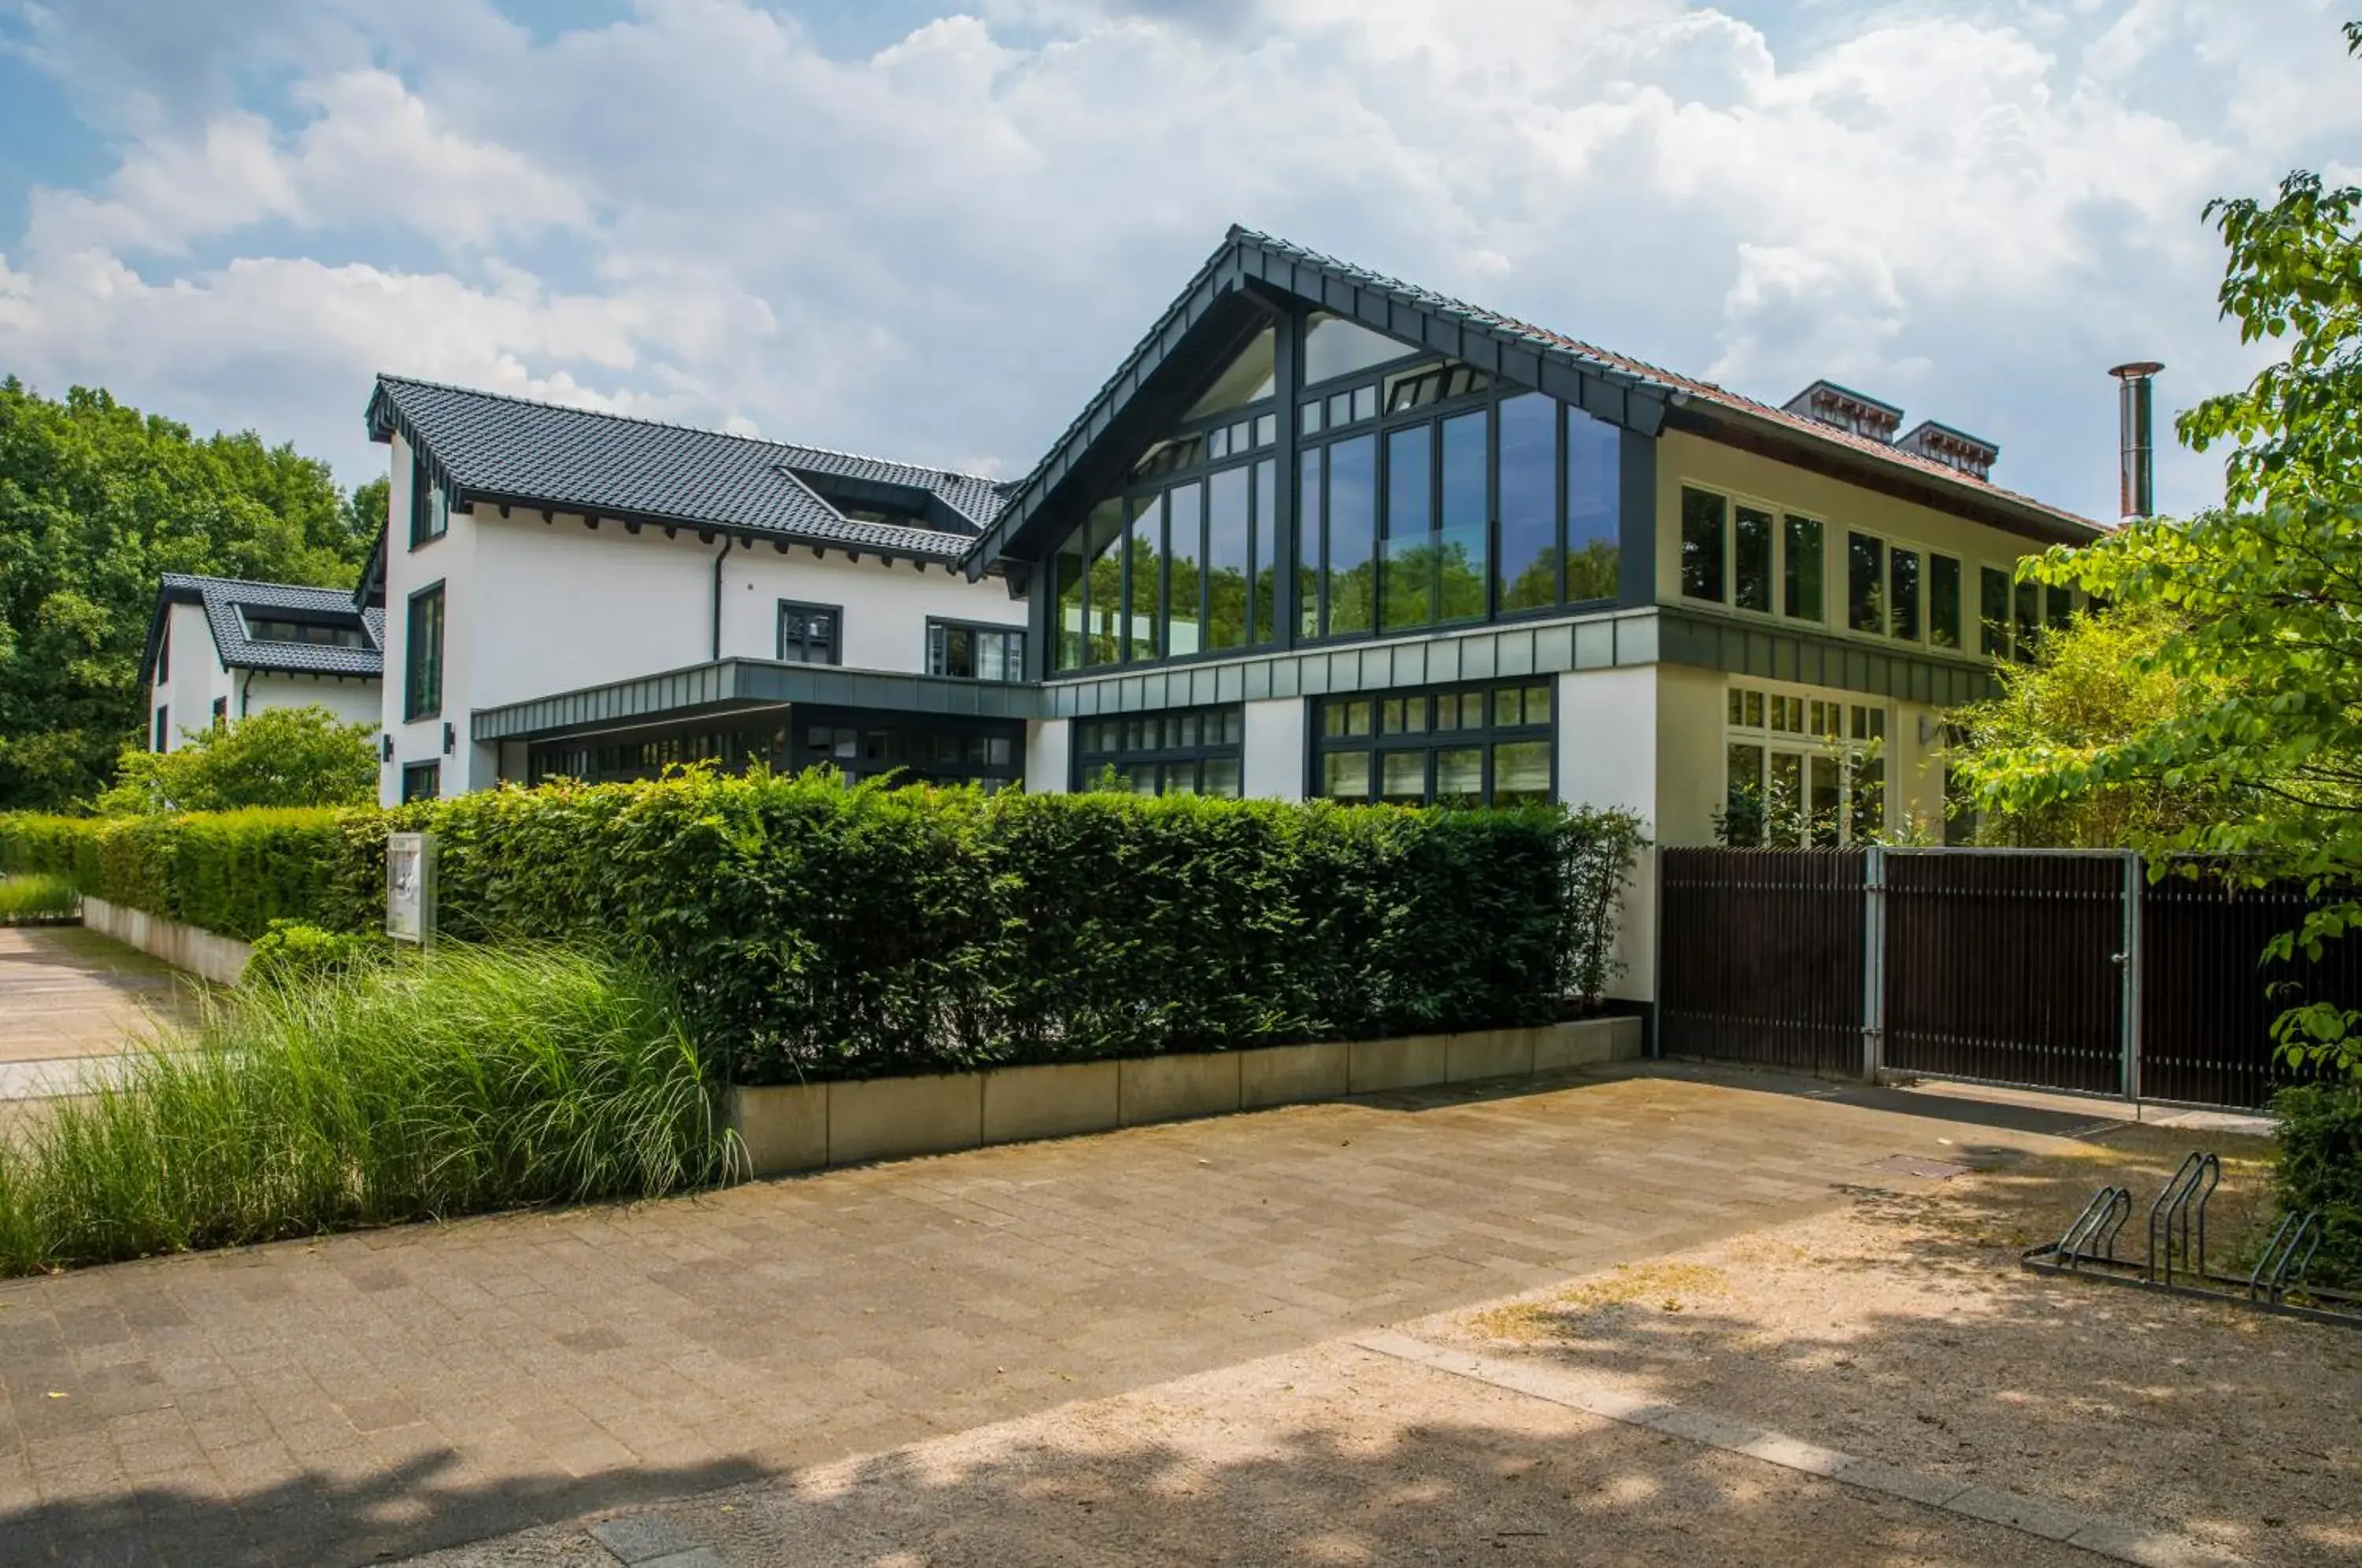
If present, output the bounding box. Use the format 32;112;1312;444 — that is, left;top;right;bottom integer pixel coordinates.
0;809;374;941
2;774;1643;1085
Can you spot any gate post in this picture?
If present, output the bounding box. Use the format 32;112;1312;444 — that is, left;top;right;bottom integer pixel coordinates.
2121;850;2143;1104
1862;846;1886;1081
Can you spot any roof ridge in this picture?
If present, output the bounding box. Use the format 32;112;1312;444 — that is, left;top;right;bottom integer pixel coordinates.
162;571;361;597
373;374;1000;487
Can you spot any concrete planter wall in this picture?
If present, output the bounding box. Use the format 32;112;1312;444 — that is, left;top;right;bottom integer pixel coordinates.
727;1013;1642;1178
80;896;252;986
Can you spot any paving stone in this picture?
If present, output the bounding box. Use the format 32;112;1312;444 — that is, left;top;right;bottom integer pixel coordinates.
588;1511;699;1563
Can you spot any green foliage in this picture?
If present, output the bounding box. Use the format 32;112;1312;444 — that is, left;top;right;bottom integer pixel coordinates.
0;943;730;1275
2269;1082;2362;1289
1947;604;2229;847
0;379;378;812
243;919;387;988
0;873;76;922
1948;33;2362;1075
93;705;379;815
0;807;365;940
9;774;1642;1084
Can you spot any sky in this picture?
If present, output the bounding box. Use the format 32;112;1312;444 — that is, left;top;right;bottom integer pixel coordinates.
0;1;2354;524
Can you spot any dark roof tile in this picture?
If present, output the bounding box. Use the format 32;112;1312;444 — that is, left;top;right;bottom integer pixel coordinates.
159;574;383;679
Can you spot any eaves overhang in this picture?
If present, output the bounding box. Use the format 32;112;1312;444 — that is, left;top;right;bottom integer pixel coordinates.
471;659;1045;744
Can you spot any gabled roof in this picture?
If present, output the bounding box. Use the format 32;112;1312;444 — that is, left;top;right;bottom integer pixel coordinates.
365;375;1009;564
964;226;2101;573
147;574;383;682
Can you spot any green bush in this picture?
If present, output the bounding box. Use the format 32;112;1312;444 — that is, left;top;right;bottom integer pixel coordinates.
2271;1082;2362;1289
0;807;372;939
0;943;733;1275
6;771;1645;1085
0;872;77;922
243;919;387;987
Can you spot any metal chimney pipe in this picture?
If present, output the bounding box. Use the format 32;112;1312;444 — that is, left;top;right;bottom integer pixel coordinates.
2108;361;2164;520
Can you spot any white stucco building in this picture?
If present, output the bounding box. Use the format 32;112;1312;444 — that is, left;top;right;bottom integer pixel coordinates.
140;576;383;752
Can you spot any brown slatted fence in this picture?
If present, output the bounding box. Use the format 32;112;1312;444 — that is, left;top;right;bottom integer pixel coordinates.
1658;848;1865;1074
2139;872;2348;1109
1880;851;2127;1096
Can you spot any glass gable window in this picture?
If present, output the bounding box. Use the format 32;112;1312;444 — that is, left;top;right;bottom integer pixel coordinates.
1497;393;1557;612
1073;706;1242;797
1313;681;1553;807
1183;327;1277;421
1054;463;1280;672
1301;310;1416;386
927;620;1023;680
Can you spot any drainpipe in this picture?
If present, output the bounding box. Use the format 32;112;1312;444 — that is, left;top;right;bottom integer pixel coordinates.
239;670;255;719
710;534;734;661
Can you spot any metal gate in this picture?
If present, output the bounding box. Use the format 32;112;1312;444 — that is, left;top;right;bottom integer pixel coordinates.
1657;847;2328;1111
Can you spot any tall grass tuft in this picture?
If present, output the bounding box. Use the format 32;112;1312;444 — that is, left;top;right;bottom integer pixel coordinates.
0;873;77;923
0;943;736;1276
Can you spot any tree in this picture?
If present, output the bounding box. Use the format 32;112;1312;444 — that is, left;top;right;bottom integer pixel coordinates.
1946;602;2229;848
91;706;379;815
1954;24;2362;1073
0;380;378;811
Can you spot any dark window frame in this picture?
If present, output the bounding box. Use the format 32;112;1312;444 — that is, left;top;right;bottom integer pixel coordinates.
210;697;228;730
408;453;446;550
1072;704;1244;797
926;617;1026;681
1310;679;1557;808
401;760;441;803
403;582;444;723
153;704;169;753
776;600;843;666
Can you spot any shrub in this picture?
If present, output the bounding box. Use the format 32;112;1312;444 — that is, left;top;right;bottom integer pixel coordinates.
243;919;387;987
2271;1082;2362;1289
0;873;77;923
0;942;733;1275
6;772;1646;1085
92;705;379;815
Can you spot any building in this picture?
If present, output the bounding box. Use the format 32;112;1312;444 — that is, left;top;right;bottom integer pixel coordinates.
156;226;2105;992
140;575;383;752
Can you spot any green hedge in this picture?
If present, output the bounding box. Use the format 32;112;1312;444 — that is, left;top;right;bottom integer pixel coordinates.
0;809;378;941
2272;1082;2362;1289
4;773;1643;1084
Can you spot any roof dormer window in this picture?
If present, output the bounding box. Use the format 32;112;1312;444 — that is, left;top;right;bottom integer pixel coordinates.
240;612;368;649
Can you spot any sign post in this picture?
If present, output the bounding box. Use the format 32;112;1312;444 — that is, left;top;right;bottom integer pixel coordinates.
386;831;437;948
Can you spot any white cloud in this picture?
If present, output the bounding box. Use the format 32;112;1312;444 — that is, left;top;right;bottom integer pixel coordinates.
0;0;2351;517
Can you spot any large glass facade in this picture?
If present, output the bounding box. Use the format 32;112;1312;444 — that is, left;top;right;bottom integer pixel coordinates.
1048;307;1631;674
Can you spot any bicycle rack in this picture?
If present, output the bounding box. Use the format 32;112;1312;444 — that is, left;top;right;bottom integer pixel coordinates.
2022;1148;2360;1330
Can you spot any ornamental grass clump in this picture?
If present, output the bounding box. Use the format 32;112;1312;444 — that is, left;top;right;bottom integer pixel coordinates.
0;942;734;1276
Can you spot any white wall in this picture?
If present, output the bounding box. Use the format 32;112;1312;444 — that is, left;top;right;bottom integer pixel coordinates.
1026;718;1072;793
379;432;481;803
154;601;229;749
1557;666;1665;1004
1242;697;1306;801
241;673;383;731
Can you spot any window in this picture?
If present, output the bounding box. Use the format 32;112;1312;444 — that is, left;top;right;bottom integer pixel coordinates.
1378;408;1487;633
1320;433;1377;636
1313;680;1553;807
210;697;227;730
1073;706;1243;797
241;614;368;648
1497;393;1557;612
401;761;441;804
1734;505;1775;614
1846;533;1885;634
157;623;169;685
1889;546;1921;640
404;583;443;722
1383;360;1490;413
2045;582;2076;632
797;708;1023;790
2014;578;2041;661
408;453;446;549
927;620;1024;681
1784;515;1824;621
1127;491;1162;660
1928;554;1962;649
1980;566;2011;657
1206;463;1250;653
153;704;168;753
1183;326;1277;421
1564;408;1621;603
1301;311;1415;385
778;601;840;665
1680;487;1727;602
1723;682;1888;846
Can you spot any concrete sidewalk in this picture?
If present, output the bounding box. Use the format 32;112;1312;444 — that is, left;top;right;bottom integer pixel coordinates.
0;1064;2110;1566
0;925;200;1085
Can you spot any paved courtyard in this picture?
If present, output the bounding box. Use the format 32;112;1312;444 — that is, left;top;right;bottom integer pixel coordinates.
0;926;199;1101
0;1060;2123;1566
